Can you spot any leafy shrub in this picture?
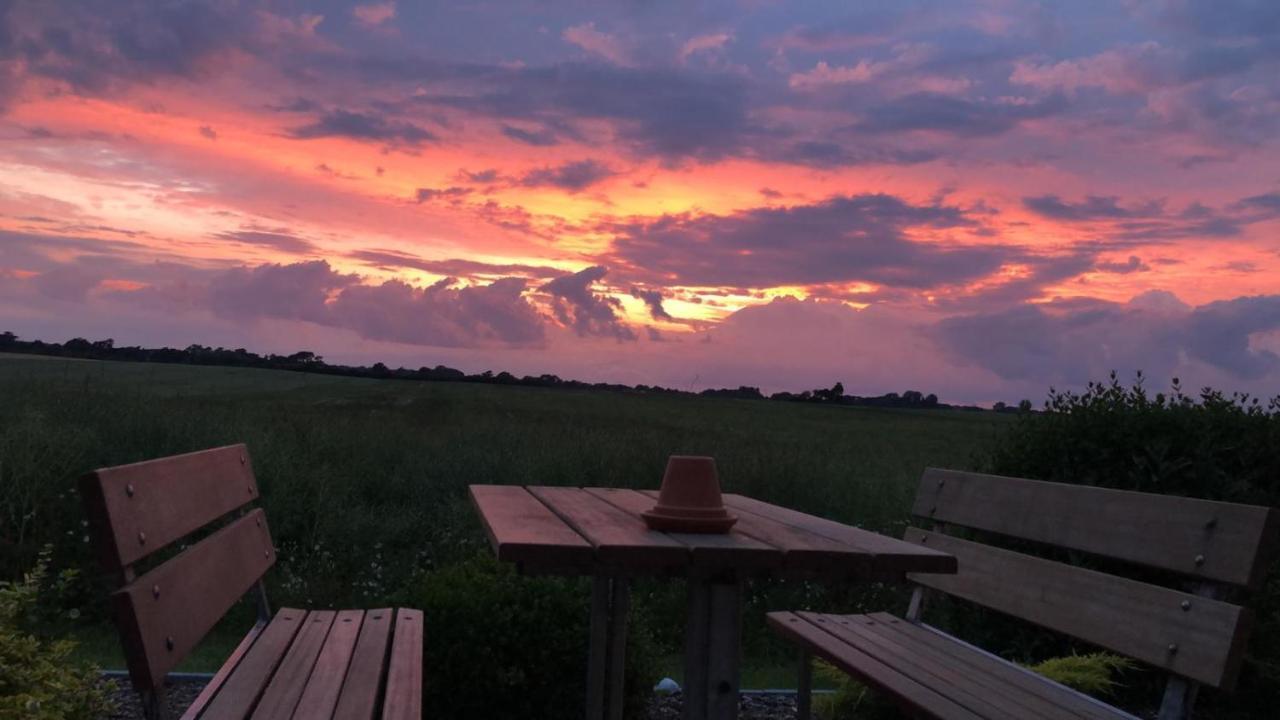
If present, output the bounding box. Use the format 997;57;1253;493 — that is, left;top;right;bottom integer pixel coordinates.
812;659;900;720
1026;653;1135;696
985;373;1280;718
0;548;115;720
405;555;659;719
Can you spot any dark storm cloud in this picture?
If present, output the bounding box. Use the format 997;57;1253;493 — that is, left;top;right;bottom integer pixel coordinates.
500;124;561;147
415;187;472;203
1023;195;1163;221
542;266;635;341
0;0;304;94
1023;191;1280;240
519;160;615;192
214;230;318;254
603;194;1002;290
857;92;1069;137
1184;295;1280;378
933;290;1280;383
289;110;437;147
349;249;564;279
1095;255;1151;274
203;260;546;347
414;62;753;162
769;140;939;168
629;287;672;321
328;276;546;347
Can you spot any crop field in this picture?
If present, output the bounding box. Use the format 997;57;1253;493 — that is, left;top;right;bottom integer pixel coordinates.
0;353;1012;684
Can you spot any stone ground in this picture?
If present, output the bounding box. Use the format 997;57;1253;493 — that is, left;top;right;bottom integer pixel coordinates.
103;680;800;719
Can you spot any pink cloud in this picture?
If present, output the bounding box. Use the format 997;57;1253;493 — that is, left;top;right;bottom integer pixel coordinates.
562;22;630;65
352;2;397;27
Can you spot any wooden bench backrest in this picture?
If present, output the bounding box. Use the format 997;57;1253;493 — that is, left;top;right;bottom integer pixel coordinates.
906;468;1278;690
79;444;275;693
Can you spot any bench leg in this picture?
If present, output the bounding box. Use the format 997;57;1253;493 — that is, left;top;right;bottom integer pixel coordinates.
140;687;168;720
684;579;742;720
1158;676;1198;720
796;650;812;720
586;576;631;720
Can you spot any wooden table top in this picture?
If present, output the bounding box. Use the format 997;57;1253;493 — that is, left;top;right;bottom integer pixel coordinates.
469;485;957;580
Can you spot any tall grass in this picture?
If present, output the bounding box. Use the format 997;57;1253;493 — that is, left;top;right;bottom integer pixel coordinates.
0;355;1009;669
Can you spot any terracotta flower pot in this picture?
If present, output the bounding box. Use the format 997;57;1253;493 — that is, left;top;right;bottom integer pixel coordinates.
641;456;738;533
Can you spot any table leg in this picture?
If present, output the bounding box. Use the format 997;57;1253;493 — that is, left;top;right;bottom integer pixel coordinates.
587;577;609;720
587;576;632;720
684;578;742;720
607;578;631;720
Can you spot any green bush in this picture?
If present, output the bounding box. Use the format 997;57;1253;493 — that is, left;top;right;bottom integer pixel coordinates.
1026;653;1135;696
985;373;1280;719
812;659;900;720
0;548;115;720
405;555;659;719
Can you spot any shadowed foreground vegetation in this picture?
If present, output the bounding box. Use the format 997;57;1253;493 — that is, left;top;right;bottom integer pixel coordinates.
0;353;1009;717
4;356;1276;718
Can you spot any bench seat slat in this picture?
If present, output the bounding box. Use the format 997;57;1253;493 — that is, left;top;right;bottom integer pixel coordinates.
291;610;365;720
250;610;336;720
200;609;307;720
332;608;396;720
769;611;985;720
803;607;1034;717
905;529;1251;689
383;608;425;720
771;611;1138;720
863;613;1133;720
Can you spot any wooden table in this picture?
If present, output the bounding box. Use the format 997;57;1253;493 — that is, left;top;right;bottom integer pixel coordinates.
469;485;957;720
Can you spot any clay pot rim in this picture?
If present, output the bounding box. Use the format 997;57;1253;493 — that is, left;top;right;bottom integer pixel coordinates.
648;503;733;519
641;510;738;533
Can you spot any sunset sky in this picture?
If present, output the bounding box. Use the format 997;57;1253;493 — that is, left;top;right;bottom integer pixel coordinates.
2;0;1278;403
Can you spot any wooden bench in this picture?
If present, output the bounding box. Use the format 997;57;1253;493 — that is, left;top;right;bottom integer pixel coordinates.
769;468;1278;720
79;444;423;720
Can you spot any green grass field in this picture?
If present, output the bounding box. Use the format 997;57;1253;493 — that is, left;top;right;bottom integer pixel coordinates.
0;353;1012;683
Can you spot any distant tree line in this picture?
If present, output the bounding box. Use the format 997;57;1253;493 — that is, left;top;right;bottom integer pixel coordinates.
0;331;1019;412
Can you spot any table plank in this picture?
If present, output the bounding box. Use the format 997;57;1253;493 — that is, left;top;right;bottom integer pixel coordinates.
528;486;689;569
470;485;595;569
588;488;781;573
722;494;956;577
640;490;875;578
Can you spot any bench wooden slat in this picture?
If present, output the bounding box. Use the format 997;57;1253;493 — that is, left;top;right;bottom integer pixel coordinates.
81;444;260;570
332;608;395;720
179;621;266;720
527;486;688;569
291;610;365;720
112;509;275;689
867;614;1136;720
201;609;306;720
469;485;596;569
592;488;781;572
914;468;1279;588
250;610;336;720
383;608;425;720
767;612;985;720
799;612;1049;720
722;494;957;577
904;529;1252;688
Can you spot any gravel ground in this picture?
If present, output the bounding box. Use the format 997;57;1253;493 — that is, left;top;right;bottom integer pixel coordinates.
647;692;797;719
103;678;206;719
104;680;799;719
